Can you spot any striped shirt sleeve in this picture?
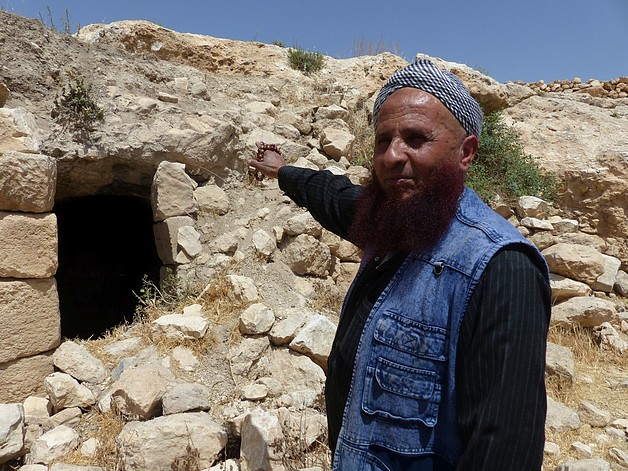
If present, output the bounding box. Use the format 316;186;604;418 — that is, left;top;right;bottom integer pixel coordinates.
456;246;551;470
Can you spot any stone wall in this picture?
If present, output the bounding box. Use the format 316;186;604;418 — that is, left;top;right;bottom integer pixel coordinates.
0;107;60;402
514;77;628;98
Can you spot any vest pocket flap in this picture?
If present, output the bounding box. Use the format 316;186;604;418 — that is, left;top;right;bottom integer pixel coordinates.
375;357;436;400
374;311;448;361
362;357;440;426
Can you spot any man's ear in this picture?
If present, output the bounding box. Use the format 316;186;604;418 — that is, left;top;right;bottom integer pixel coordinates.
459;135;478;172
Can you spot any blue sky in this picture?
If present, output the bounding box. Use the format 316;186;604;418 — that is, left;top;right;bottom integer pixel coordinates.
2;0;626;83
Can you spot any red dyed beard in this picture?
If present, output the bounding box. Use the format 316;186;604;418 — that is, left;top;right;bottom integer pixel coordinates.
348;159;465;257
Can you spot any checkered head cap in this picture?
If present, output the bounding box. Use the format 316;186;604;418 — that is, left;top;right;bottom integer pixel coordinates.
373;59;483;138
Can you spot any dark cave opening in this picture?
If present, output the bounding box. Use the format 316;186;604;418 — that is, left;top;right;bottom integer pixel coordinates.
55;195;162;340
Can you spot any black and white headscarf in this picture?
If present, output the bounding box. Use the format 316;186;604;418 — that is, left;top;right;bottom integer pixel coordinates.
373;59;484;138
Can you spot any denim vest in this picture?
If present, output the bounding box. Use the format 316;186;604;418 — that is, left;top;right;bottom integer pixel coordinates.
333;188;548;470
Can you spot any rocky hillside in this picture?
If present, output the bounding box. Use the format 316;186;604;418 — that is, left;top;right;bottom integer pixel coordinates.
1;11;627;471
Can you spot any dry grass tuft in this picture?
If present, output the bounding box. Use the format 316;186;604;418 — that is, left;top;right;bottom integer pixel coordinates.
196;273;250;325
345;98;374;171
544;324;628;468
52;408;126;469
307;278;344;319
351;37;400;57
280;415;332;471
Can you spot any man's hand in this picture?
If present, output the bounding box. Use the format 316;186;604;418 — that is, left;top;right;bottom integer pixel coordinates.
249;142;286;180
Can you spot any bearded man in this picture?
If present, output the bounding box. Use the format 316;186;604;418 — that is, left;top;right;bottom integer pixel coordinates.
249;59;551;471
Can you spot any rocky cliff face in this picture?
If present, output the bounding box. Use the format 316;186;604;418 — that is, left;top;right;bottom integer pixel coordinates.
0;11;627;471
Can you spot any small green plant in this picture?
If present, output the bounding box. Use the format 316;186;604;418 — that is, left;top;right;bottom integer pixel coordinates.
272;39;285;48
466;111;558;203
52;69;104;141
287;46;325;75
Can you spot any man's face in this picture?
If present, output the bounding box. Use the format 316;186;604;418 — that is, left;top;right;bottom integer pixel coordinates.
373;88;476;201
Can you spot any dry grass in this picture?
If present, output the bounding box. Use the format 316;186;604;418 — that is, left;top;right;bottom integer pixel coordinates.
279;413;332;471
351;37;400;57
544;324;628;468
345;98;374;171
306;278;344;319
50;408;126;469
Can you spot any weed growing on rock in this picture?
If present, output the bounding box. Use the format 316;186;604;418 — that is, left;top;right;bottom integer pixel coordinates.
467;111;558;203
287;46;325;75
351;36;399;57
52;69;104;142
38;6;77;34
346;98;374;171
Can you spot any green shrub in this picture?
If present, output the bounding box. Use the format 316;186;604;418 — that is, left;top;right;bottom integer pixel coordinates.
467;111;558;203
287;46;325;74
52;69;104;140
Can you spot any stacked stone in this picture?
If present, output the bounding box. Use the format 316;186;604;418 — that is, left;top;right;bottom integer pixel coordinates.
0;102;61;404
514;77;628;98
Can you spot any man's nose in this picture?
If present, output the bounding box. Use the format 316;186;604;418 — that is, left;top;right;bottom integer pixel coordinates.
381;139;406;168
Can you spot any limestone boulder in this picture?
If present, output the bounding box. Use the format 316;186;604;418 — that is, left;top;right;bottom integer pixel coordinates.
226;274;259;303
110;366;170;419
578;401;611;428
239;303;275;335
615;270;628;296
0;352;54;403
554;458;611;470
44;373;96;412
551;296;616;328
195;184;230;215
319;127;355;161
27;425;79;465
289;314;337;371
282;234;332;277
229;336;270;378
177;225;202;258
153;215;195;264
267;349;325;408
542;243;606;285
52;341;109;384
41;408;82;434
150;314;209;340
516;196;550;219
545;342;575;386
252;229;276;258
549;274;592;302
0;152;56;213
0;108;42;154
284;212;323;238
162;382;212;416
0;278;59;364
0;403;24;463
150;161;198;222
240;410;284;470
0;212;58;278
269;308;313;346
546;396;581;432
115;412;227;471
590;254;621;293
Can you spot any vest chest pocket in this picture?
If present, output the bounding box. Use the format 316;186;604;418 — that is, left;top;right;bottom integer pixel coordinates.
361;311;448;427
363;357;441;426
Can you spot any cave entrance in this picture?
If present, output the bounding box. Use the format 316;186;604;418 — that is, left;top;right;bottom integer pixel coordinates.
55;195;161;340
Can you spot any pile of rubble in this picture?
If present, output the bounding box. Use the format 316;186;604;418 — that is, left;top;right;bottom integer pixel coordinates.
514;77;628;98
